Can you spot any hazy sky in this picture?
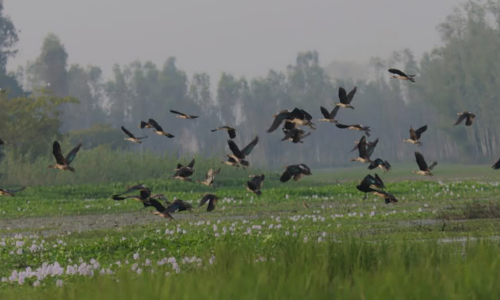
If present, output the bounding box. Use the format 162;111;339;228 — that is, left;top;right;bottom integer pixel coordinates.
5;0;459;80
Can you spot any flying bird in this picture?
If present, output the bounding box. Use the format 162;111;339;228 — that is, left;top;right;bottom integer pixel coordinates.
351;136;372;163
368;158;392;172
121;126;147;144
211;126;236;139
267;108;315;133
335;123;371;136
350;138;379;157
492;158;500;170
246;174;265;196
148;199;193;219
413;152;437;176
170;110;198;119
280;164;312;183
388;69;416;82
454;111;476;127
335;86;357;109
227;136;259;167
403;125;427;146
372;190;399;204
197;168;221;188
139;121;153;129
281;127;311;144
173;158;195;181
147;119;174;138
0;187;25;197
221;156;245;168
319;106;340;123
198;194;218;212
356;174;385;199
48;141;82;172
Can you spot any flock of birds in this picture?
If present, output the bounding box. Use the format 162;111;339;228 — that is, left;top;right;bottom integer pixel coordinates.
0;68;498;218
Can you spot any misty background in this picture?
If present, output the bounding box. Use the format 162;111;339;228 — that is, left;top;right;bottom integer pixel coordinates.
0;0;499;186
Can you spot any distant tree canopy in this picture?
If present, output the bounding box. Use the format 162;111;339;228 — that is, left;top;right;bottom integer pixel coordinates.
3;0;500;167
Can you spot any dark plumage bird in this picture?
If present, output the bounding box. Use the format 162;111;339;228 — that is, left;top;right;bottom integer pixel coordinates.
0;187;25;197
227;136;259;167
149;199;193;219
211;126;236;139
147;119;174;138
388;68;416;82
48;141;82;172
267;108;316;133
246;174;265;196
454;111;475;127
173;159;195;181
335;123;371;136
350;138;378;156
139;121;153;129
368;158;392;172
121;126;147;144
351;136;372;163
170;110;198;119
413;152;437;176
335;86;357;109
372;190;399;204
197;168;221;188
403;125;427;146
356;174;385;199
280;164;312;183
281;127;311;144
221;156;244;168
119;184;149;195
319;106;340;123
199;194;218;212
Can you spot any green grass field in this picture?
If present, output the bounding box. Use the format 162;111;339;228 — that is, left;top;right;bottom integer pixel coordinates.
2;164;500;299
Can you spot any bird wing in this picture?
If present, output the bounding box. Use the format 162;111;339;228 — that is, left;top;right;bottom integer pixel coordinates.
320;106;330;119
173;167;193;178
147;119;163;131
492;158;500;170
338;87;348;104
280;168;292;183
330;106;340;119
241;136;259;156
388;68;408;77
357;136;368;159
335;123;349;129
121;126;136;139
199;194;212;207
149;198;167;213
207;198;217;212
466;114;475;126
366;138;379;158
65;143;82;165
187;158;196;169
359;175;376;189
140;121;150;129
300;109;312;121
227;140;243;158
267;111;289;133
409;127;417;140
374;173;385;189
228;129;236;139
454;114;467;126
52;141;66;165
415;152;428;171
415;125;427;139
299;164;311;175
346;86;357;104
251;175;265;189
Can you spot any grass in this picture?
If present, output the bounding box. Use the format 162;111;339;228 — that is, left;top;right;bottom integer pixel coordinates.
1;165;500;298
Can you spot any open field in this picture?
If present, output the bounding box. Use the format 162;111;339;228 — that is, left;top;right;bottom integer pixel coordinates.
2;165;500;299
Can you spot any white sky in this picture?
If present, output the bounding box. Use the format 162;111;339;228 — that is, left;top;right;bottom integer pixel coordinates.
5;0;460;80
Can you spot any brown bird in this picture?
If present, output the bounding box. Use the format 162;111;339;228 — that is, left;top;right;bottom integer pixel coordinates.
147;119;174;138
170;110;198;119
0;187;25;197
413;152;437;176
351;136;372;163
454;111;475;127
221;156;244;168
280;164;312;183
335;86;357;109
197;168;221;188
403;125;427;146
336;123;371;136
388;68;416;82
149;199;194;219
246;174;265;196
211;126;236;139
227;136;259;167
368;158;392;172
281;126;311;144
121;126;147;144
267;108;315;133
139;121;153;129
319;106;340;123
173;159;195;181
48;141;82;172
199;194;218;212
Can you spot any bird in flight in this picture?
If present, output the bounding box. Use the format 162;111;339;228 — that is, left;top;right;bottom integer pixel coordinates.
170;110;198;119
146;119;174;138
319;106;340;123
173;158;196;182
121;126;147;144
48;141;82;172
246;174;265;196
335;123;371;137
335;86;357;109
211;126;236;139
227;136;259;168
280;164;312;183
454;111;475;127
197;168;221;188
388;68;416;82
198;194;218;212
403;125;427;146
413;152;437;176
